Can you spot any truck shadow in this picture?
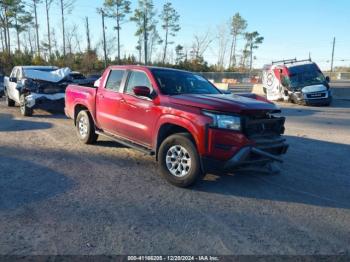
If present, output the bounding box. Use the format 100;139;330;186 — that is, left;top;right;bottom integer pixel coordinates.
0;113;53;132
0;155;75;211
194;135;350;209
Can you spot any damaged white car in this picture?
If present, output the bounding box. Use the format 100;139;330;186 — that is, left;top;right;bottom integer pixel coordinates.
4;66;96;116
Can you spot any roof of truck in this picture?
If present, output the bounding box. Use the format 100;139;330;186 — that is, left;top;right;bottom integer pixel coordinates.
108;65;194;74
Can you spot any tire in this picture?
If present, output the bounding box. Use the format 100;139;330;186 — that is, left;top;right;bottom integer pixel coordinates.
76;110;98;144
20;95;33;116
5;91;15;107
158;133;203;188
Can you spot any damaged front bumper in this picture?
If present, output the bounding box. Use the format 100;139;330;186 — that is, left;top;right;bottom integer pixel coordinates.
25;93;65;109
202;140;289;173
291;90;332;106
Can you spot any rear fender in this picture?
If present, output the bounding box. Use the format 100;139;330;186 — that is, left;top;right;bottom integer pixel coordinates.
73;101;97;126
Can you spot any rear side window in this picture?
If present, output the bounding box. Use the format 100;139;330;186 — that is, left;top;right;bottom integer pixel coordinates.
125;71;152;94
105;70;125;91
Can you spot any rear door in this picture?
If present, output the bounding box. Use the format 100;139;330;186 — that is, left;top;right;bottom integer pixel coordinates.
116;70;160;147
95;69;127;134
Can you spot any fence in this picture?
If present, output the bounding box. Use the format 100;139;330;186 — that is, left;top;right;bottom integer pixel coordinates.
200;71;350;85
200;72;257;84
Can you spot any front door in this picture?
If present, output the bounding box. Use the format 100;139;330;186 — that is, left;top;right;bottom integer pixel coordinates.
8;68;21;103
117;70;160;147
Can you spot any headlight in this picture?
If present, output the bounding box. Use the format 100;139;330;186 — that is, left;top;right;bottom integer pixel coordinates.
203;111;241;131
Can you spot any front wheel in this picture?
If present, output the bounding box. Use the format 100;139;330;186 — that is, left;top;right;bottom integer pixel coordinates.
5;92;15;107
158;133;203;188
76;110;98;144
20;95;33;116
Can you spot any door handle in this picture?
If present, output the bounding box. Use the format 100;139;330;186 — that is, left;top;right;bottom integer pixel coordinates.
97;93;104;98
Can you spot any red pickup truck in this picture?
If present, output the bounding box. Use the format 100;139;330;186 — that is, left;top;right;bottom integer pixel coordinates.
65;65;288;187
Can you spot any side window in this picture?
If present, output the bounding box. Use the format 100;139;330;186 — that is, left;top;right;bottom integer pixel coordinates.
125;71;152;95
105;70;125;91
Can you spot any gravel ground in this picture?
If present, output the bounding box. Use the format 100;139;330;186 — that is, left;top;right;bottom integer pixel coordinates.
0;85;349;255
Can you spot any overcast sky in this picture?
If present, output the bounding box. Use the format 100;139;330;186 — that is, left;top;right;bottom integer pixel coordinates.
35;0;350;70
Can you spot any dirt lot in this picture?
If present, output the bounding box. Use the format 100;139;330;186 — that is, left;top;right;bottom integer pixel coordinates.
0;84;350;255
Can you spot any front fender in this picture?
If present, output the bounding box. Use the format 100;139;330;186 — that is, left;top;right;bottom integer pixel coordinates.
154;113;207;155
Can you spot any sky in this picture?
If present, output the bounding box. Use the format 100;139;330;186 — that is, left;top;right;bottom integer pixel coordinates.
35;0;350;70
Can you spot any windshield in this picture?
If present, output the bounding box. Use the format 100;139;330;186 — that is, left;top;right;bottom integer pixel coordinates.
287;69;326;89
151;69;221;95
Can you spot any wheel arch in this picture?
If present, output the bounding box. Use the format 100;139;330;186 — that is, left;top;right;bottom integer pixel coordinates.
74;104;90;125
155;120;201;161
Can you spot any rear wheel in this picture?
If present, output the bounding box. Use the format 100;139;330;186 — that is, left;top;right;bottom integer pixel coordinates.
5;91;15;107
158;133;203;188
76;110;98;144
19;95;33;116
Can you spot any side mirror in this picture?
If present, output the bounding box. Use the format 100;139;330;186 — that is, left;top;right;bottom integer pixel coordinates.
9;77;17;83
133;86;151;97
325;76;330;83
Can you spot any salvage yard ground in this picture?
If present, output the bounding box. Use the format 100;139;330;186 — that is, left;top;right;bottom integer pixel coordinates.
0;82;350;255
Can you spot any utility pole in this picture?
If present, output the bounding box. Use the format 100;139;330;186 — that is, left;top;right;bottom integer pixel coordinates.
331;37;336;72
101;10;107;68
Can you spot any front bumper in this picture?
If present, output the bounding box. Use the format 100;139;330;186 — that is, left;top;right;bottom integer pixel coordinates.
305;96;332;106
25;93;65;110
292;90;332;106
202;137;289;173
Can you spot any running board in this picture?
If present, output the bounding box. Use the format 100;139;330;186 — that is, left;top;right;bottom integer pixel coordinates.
95;131;155;156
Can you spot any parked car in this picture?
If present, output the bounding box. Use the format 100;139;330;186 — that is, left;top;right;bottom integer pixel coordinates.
69;72;101;87
262;59;332;106
0;73;4;98
65;66;289;187
4;66;96;116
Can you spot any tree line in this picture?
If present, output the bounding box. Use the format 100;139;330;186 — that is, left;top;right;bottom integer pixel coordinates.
0;0;264;75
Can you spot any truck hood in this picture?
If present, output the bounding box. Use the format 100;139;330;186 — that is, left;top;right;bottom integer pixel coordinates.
169;94;280;114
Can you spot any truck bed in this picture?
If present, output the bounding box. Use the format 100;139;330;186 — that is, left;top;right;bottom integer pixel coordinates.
65;84;97;120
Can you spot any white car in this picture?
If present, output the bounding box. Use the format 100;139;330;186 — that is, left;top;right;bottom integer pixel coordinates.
4;66;71;116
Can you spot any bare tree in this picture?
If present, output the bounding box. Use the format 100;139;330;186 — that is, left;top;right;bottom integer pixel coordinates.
26;27;35;54
45;0;54;57
0;29;4;52
191;31;214;60
59;0;75;56
216;22;230;70
29;0;42;56
66;24;79;54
